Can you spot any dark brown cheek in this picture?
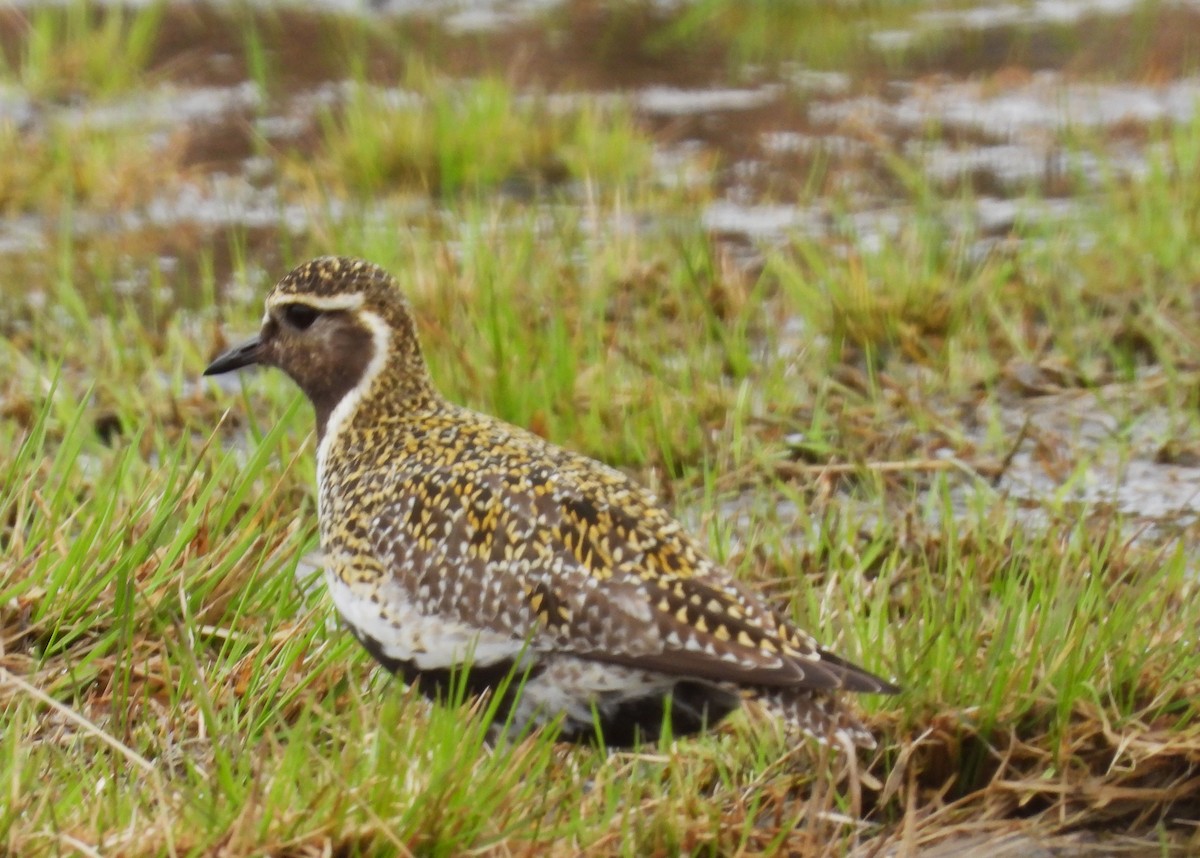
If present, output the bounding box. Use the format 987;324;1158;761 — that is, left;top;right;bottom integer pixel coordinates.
305;323;375;436
329;324;373;367
305;349;343;395
257;337;280;369
262;330;311;383
317;328;372;395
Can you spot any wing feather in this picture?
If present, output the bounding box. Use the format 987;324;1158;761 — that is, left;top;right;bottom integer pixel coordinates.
368;455;892;693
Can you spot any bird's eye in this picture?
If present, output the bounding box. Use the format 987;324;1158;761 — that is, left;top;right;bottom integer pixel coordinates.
281;303;320;331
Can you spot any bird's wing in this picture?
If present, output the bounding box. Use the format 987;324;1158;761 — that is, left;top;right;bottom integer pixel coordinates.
370;459;886;692
522;461;877;689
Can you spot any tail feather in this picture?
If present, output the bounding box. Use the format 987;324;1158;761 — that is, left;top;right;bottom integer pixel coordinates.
755;689;878;750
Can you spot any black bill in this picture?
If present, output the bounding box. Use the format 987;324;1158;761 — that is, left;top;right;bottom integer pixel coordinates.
203;336;263;376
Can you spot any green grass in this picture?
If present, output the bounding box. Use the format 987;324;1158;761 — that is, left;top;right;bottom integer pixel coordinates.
298;62;654;197
0;0;166;101
3;1;1200;855
657;0;923;72
0;116;178;215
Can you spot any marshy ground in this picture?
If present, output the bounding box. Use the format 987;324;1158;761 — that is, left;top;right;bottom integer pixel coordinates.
1;1;1199;855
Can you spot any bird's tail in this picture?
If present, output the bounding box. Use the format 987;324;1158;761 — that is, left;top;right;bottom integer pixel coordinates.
754;688;878;750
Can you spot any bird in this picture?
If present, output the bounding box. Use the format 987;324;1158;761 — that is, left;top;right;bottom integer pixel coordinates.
204;256;898;749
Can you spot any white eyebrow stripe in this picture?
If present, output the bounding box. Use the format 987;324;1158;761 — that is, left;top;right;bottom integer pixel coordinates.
266;292;366;312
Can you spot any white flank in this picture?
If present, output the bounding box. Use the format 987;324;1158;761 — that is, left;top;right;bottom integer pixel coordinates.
326;568;528;669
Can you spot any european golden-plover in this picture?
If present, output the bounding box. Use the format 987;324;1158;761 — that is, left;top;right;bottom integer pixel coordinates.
204;256;898;748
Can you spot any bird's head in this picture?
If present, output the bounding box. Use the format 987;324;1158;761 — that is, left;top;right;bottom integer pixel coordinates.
204;256;432;436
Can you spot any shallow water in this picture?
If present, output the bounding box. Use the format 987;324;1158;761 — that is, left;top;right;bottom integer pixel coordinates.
4;0;1200;533
4;1;1196;246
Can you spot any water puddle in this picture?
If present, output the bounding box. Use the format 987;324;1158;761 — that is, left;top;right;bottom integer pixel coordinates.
975;378;1200;530
2;2;1194;255
4;0;1200;534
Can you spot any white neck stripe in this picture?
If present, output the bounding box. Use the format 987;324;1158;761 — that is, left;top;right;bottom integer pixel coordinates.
316;308;391;492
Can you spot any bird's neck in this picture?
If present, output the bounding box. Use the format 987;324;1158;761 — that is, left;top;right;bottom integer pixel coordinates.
314;353;437;441
311;302;437;438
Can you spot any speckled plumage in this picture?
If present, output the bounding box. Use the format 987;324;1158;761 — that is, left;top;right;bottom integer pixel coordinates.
205;256;898;748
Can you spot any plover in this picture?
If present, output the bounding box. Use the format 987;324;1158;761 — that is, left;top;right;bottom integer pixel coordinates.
204;256;898;748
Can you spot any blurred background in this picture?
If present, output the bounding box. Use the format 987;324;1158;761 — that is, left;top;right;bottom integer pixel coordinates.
2;1;1200;855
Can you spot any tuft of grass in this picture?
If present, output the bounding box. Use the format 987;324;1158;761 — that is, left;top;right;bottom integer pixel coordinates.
1;0;166;101
301;64;653;197
768;110;1200;401
771;215;989;372
657;0;921;72
0;116;181;215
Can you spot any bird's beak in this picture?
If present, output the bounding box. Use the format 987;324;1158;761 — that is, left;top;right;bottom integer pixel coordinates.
203;336;263;376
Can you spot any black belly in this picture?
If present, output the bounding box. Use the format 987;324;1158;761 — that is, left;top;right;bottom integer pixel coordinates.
350;627;742;748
